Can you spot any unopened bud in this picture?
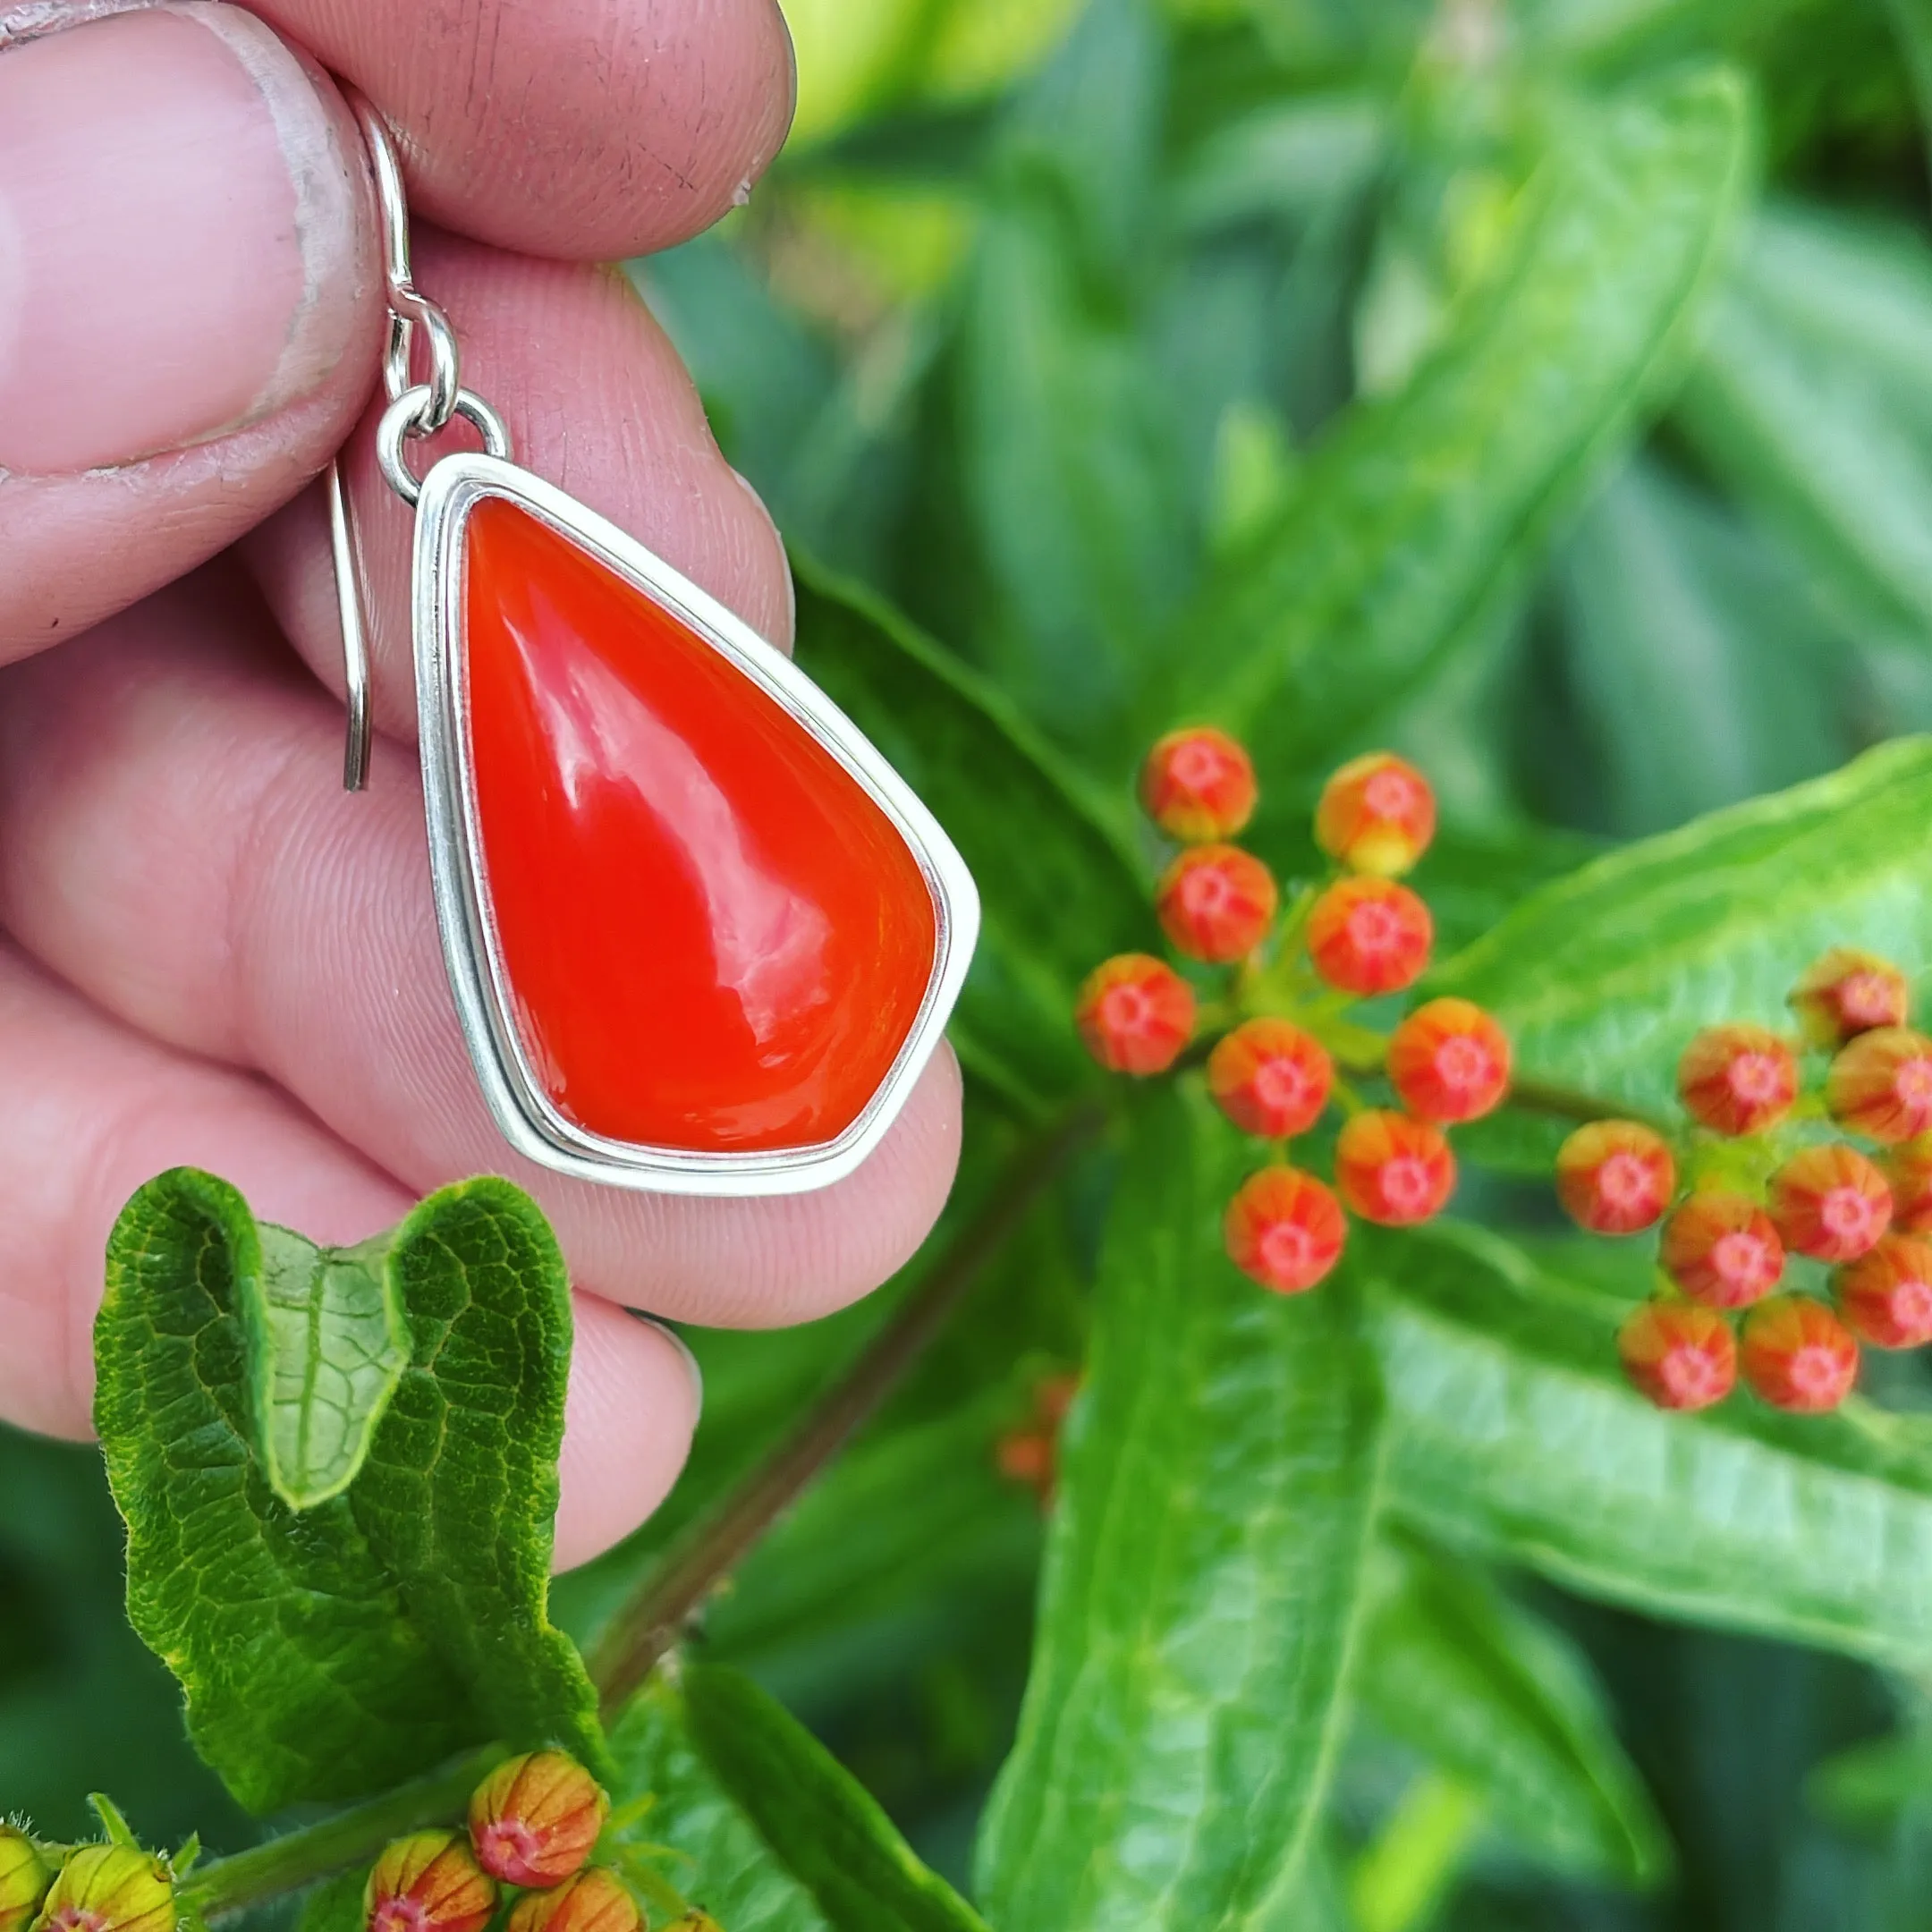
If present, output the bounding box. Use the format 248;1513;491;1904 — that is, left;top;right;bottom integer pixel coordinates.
1075;954;1196;1076
1790;948;1910;1047
1617;1301;1735;1411
1555;1121;1676;1234
1826;1028;1932;1144
0;1830;49;1932
1224;1166;1347;1293
1885;1137;1932;1233
1767;1144;1892;1263
1659;1192;1784;1309
1314;753;1436;877
504;1872;640;1932
1335;1110;1455;1226
1207;1019;1333;1139
1836;1233;1932;1350
35;1848;174;1932
1156;844;1279;963
366;1834;497;1932
468;1752;608;1891
1386;997;1511;1123
1306;877;1433;996
1741;1296;1860;1413
1139;727;1258;842
1677;1024;1799;1138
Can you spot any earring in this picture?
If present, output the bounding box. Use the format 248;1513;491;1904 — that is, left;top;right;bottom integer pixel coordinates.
325;92;978;1198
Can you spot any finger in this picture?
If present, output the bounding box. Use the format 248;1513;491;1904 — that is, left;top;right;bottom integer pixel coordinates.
245;0;796;260
245;231;793;750
0;943;697;1569
0;575;964;1327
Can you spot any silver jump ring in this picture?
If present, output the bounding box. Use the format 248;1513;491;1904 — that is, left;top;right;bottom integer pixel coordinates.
376;385;513;507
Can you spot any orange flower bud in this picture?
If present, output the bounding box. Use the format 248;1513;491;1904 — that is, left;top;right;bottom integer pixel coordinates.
1836;1233;1932;1350
1224;1166;1347;1293
1306;877;1433;996
367;1834;497;1932
1617;1301;1736;1411
1207;1019;1333;1139
1826;1028;1932;1143
1156;844;1279;963
1335;1111;1456;1226
469;1751;608;1890
1314;752;1436;877
0;1830;49;1932
35;1849;174;1932
1789;948;1910;1047
1741;1296;1860;1412
1884;1138;1932;1234
1139;727;1258;842
504;1871;640;1932
1555;1121;1677;1234
1386;998;1512;1123
1075;954;1196;1075
1659;1193;1784;1309
1676;1024;1799;1137
1767;1144;1892;1263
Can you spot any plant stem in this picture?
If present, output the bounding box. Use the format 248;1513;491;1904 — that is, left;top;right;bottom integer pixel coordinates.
1506;1077;1669;1133
586;1095;1108;1715
182;1749;502;1921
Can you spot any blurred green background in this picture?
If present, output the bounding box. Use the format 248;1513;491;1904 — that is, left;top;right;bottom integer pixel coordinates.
18;0;1932;1926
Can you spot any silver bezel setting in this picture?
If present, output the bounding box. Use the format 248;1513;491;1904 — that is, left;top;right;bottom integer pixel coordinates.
411;453;979;1197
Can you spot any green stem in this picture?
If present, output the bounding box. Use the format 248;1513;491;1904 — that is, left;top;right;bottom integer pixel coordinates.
586;1095;1108;1715
1505;1076;1671;1135
182;1749;503;1921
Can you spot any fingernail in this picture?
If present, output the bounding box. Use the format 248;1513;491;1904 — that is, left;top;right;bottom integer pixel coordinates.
634;1316;705;1413
0;3;361;474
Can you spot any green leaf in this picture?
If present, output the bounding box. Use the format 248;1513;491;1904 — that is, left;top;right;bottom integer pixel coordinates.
1368;1220;1932;1673
682;1665;990;1931
975;1082;1385;1928
794;555;1155;1110
239;1226;410;1513
349;1179;606;1774
1360;1543;1670;1886
293;1870;366;1932
1165;66;1750;831
96;1170;475;1814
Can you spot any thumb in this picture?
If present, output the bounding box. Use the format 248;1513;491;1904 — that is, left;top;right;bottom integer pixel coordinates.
0;1;378;654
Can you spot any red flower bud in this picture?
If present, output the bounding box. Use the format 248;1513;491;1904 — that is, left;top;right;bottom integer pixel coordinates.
1315;751;1436;877
468;1751;608;1890
1207;1019;1333;1138
504;1871;640;1932
35;1849;174;1932
1156;843;1279;963
1836;1233;1932;1349
1555;1121;1677;1234
1659;1192;1784;1309
1139;727;1258;842
1386;997;1512;1123
1617;1301;1736;1411
0;1830;50;1932
1767;1144;1892;1263
1741;1295;1860;1412
1306;877;1433;996
367;1835;497;1932
1224;1166;1347;1293
1335;1110;1456;1226
1676;1024;1799;1137
1075;954;1196;1075
1884;1138;1932;1233
1826;1028;1932;1143
1790;947;1911;1047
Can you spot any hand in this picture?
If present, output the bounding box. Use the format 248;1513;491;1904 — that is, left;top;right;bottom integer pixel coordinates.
0;0;962;1566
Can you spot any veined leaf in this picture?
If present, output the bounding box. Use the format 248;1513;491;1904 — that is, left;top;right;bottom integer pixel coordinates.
1165;66;1749;835
975;1082;1385;1928
1368;1221;1932;1672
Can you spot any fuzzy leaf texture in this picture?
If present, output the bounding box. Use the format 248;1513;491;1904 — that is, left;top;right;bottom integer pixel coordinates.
1368;1222;1932;1672
1166;65;1749;836
974;1081;1385;1930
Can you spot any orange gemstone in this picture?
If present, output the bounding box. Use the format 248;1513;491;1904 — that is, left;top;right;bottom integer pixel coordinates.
462;499;937;1153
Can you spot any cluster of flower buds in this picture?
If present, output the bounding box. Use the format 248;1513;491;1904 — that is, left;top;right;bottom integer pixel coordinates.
1077;734;1511;1295
1556;948;1932;1415
2;1830;174;1932
994;1373;1080;1507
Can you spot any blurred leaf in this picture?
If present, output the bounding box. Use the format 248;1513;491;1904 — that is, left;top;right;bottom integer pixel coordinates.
682;1665;990;1929
293;1870;364;1932
975;1082;1385;1928
1347;1770;1484;1932
1368;1219;1932;1673
1809;1724;1932;1831
1165;66;1750;835
1170;94;1387;233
